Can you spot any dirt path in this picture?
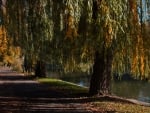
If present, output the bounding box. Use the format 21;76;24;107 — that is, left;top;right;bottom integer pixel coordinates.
0;67;92;113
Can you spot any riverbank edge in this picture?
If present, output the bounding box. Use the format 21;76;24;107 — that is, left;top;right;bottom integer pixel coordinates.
37;77;150;107
94;95;150;107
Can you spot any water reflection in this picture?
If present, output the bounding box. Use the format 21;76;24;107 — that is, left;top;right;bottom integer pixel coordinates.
65;77;150;103
48;73;150;103
112;81;150;103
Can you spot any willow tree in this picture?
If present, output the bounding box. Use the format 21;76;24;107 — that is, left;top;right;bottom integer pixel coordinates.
26;0;53;76
4;0;53;76
88;0;149;95
61;0;150;95
2;0;150;96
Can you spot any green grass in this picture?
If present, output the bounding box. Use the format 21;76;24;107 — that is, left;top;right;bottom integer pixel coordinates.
38;78;88;95
90;101;150;113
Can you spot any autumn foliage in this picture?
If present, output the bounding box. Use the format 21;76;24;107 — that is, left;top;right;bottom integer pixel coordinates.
0;26;22;71
0;26;7;61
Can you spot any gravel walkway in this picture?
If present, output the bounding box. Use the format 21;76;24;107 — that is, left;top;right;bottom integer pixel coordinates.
0;67;92;113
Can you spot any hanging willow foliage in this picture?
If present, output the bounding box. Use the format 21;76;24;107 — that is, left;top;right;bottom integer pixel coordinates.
2;0;150;78
128;0;149;79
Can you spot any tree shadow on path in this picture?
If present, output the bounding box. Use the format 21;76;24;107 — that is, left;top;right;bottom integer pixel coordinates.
0;67;92;113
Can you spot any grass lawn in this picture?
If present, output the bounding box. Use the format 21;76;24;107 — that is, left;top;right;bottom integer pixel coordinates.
37;78;88;96
37;78;150;113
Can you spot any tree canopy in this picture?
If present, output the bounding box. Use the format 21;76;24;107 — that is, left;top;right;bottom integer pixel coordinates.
0;0;150;95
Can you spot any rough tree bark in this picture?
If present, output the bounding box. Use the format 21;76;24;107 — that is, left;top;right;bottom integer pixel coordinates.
89;48;113;95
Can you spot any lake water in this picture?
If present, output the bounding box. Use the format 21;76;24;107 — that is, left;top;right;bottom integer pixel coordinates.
61;75;150;103
111;81;150;103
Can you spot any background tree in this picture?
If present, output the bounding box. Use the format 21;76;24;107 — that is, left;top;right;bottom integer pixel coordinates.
0;0;22;70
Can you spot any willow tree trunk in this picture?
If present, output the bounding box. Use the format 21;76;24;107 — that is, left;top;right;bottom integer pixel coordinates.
89;49;113;96
89;0;113;96
35;60;46;77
